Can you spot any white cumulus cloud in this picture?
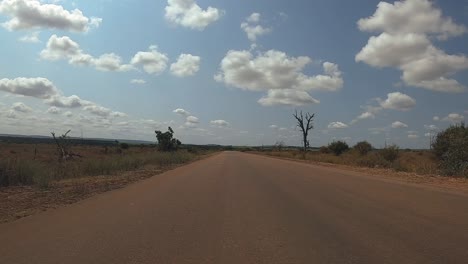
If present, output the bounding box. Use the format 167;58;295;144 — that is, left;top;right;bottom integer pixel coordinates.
130;79;146;85
170;54;201;77
356;0;468;93
131;45;169;75
391;121;408;128
40;35;133;72
379;92;416;111
165;0;222;30
210;119;230;128
442;113;465;123
241;13;272;42
0;0;101;32
328;122;348;129
215;49;342;106
18;31;40;43
46;106;60;114
11;102;32;113
258;89;319;106
173;108;190;116
0;77;58;98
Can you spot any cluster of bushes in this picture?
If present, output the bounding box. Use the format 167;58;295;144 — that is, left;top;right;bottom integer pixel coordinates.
0;127;208;188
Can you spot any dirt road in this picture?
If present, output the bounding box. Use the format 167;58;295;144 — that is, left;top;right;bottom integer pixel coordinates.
1;151;468;263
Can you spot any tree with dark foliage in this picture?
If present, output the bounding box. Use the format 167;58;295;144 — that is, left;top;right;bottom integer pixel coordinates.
155;127;181;151
293;110;315;152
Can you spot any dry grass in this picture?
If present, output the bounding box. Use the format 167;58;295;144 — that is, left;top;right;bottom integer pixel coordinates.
0;142;216;223
0;143;209;188
255;149;443;176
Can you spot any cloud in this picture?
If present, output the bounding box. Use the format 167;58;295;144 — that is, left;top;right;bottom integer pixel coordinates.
210;119;230;128
379;92;416;111
170;54;201;77
433;116;440;121
258;89;319;106
186;115;199;123
241;13;272;42
357;0;466;39
391;121;408;128
184;115;199;127
131;45;168;75
46;106;60;114
408;134;419;139
165;0;222;30
94;53;134;72
442;113;465;123
351;93;415;124
0;0;101;32
356;0;468;93
130;79;146;85
40;35;133;72
215;49;342;106
63;111;73;117
173;108;190;116
269;125;278;129
328;122;348;129
5;110;16;119
216;50;343;92
424;124;438;130
356;112;375;121
45;95;89;108
11;102;32;113
0;77;58;98
18;31;40;43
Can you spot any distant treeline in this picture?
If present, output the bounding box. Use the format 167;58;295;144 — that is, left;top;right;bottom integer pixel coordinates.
0;135;130;146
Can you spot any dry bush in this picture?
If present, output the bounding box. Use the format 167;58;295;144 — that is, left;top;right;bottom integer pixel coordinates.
380;144;399;162
354;141;373;155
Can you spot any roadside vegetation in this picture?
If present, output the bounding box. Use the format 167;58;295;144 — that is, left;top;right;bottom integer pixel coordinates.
0;127;216;189
255;120;467;178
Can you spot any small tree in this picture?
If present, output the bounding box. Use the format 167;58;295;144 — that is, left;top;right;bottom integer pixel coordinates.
274;140;285;152
354;141;373;155
155;127;181;151
432;123;467;176
328;141;349;156
293;110;315;152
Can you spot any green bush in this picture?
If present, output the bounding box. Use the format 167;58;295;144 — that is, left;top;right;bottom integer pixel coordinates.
328;141;349;156
432;123;468;177
380;144;399;162
354;141;373;155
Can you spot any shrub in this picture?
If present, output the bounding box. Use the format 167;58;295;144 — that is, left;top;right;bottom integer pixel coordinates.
354;141;373;155
120;143;130;150
319;146;330;154
380;144;399;162
328;141;349;156
432;123;468;177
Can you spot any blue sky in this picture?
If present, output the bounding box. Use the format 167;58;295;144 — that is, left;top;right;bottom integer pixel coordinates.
0;0;467;148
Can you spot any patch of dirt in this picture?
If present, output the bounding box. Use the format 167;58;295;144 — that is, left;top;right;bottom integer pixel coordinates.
0;167;156;224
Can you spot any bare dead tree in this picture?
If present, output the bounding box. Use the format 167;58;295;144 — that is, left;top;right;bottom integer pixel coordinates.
51;130;82;161
293;110;315;152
